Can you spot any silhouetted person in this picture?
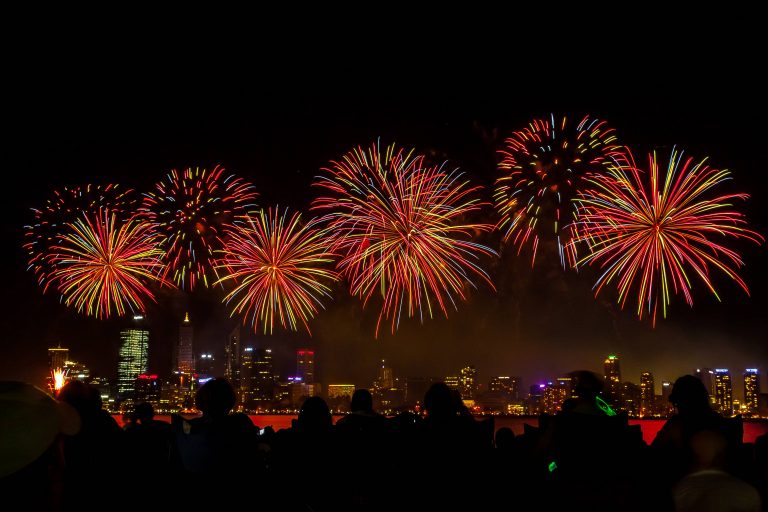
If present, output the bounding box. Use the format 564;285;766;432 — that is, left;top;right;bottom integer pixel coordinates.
336;389;388;508
672;430;761;511
271;396;336;510
173;377;256;506
652;375;741;487
337;389;385;430
123;402;176;505
495;426;515;450
58;380;124;510
539;370;645;510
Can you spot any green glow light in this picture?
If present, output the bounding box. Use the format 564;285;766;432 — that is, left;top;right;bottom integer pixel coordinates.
548;461;557;472
595;395;617;416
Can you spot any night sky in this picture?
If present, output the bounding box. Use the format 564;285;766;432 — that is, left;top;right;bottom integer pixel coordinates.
3;55;766;400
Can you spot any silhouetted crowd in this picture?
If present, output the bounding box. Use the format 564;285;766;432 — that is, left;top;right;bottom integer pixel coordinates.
1;372;766;511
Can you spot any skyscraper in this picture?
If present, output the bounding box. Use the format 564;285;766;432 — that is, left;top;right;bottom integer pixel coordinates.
640;372;655;417
603;355;622;406
459;365;477;400
661;380;675;416
378;360;394;389
177;312;194;374
198;353;214;375
118;315;149;398
240;346;255;410
48;344;69;371
744;369;760;415
714;369;733;415
296;349;315;384
254;348;274;401
225;324;240;385
695;368;716;405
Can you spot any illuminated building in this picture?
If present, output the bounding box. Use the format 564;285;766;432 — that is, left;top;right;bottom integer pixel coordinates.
509;377;521;401
714;369;733;415
117;315;149;399
177;313;194;374
64;360;90;382
198;353;214;376
661;380;675;416
603;355;622;407
378;360;394;390
48;344;69;372
695;368;716;406
254;348;274;401
240;347;255;409
328;384;356;399
542;380;569;415
623;382;641;417
297;349;315;384
489;376;511;393
744;369;760;416
640;372;655;417
526;384;545;415
459;366;477;399
225;324;240;385
445;375;459;390
135;374;161;406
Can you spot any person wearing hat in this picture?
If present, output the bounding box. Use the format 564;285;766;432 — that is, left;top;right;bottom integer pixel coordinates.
0;381;80;508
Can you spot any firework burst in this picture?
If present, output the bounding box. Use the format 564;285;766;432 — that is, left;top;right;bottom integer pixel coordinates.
51;208;167;319
51;368;68;394
570;147;763;325
313;141;495;336
24;184;136;292
494;114;626;267
216;207;338;334
139;165;258;290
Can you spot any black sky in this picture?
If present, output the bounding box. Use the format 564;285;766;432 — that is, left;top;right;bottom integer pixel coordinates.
3;48;766;399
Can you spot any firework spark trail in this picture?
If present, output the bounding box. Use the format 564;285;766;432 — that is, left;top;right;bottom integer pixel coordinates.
216;207;338;334
313;141;496;336
52;208;167;319
24;184;135;292
494;115;626;268
139;165;258;290
570;147;763;325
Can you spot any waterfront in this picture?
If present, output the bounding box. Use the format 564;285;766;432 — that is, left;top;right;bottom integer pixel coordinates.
115;415;768;444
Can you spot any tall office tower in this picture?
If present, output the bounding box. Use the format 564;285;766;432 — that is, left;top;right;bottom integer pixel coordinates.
603;355;622;406
622;382;641;416
459;365;477;400
198;353;214;375
509;377;521;401
240;346;255;409
695;368;716;405
714;369;733;415
177;313;194;374
225;324;240;384
118;315;149;398
135;374;161;406
744;369;760;415
640;372;655;417
48;344;69;371
254;348;274;401
445;375;460;390
489;376;511;393
661;380;675;416
542;381;569;415
378;360;394;389
296;349;315;384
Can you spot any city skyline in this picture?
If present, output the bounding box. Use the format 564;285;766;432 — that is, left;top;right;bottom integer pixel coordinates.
3;68;766;396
